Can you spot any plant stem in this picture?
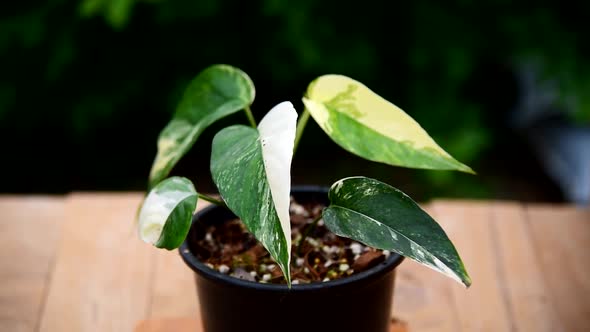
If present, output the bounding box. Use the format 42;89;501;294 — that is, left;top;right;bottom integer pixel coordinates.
198;193;226;207
297;213;323;256
293;107;310;155
244;106;257;128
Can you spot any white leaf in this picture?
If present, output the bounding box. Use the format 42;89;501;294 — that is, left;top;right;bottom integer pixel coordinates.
257;101;298;264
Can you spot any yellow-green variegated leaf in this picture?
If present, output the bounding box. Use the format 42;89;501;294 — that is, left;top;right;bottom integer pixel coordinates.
148;65;255;189
303;75;474;173
211;102;297;285
138;177;198;250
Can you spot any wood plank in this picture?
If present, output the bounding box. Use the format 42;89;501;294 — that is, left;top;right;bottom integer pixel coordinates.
133;317;408;332
431;200;513;332
393;204;461;332
525;204;590;332
38;193;153;332
149;251;198;318
135;318;202;332
490;201;561;331
0;196;64;332
148;201;210;320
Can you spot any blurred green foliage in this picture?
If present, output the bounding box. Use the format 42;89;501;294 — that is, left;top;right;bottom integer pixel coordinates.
1;0;588;197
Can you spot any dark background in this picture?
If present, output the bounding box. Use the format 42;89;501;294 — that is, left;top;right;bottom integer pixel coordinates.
1;0;589;202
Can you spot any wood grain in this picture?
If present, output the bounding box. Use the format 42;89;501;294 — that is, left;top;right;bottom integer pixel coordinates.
135;317;202;332
431;200;513;332
490;201;561;332
148;201;210;320
133;317;408;332
149;250;198;318
0;196;64;332
38;193;152;332
2;194;588;332
525;204;590;332
392;204;461;332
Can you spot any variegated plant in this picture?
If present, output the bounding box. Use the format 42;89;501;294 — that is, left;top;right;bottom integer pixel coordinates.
138;64;473;288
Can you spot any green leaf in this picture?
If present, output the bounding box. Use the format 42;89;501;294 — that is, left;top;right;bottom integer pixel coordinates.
148;64;255;189
211;102;297;285
138;177;198;250
323;176;471;287
302;75;474;173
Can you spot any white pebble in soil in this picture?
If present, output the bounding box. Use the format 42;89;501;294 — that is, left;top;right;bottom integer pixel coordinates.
322;245;341;255
339;264;350;272
350;242;363;255
306;238;320;247
296;258;305;267
262;273;271;282
205;233;213;243
218;265;230;274
289;202;309;217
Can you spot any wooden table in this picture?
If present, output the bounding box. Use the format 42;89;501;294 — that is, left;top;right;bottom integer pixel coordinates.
1;193;589;332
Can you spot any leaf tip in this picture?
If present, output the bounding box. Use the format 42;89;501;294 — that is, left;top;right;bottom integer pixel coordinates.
456;264;472;288
154;240;179;251
448;160;476;175
461;165;477;175
278;261;291;288
463;275;473;288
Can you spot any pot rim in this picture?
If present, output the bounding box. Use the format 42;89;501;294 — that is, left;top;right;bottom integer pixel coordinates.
180;202;404;292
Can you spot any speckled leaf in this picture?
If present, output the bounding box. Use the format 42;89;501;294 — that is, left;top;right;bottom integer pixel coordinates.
138;177;198;250
302;75;473;173
323;176;471;287
148;64;255;189
211;102;297;285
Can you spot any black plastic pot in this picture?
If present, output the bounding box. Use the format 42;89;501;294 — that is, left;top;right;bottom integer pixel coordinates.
179;187;404;332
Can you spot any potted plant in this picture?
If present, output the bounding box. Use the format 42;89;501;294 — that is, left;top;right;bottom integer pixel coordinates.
137;64;473;332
